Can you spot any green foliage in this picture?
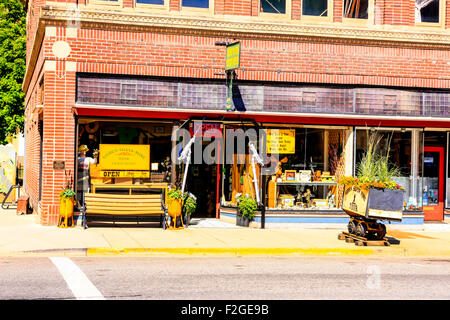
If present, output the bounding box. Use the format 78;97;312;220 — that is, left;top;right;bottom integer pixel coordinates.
356;130;401;184
182;192;197;216
349;130;403;190
59;188;75;199
167;188;183;200
237;195;257;221
0;0;26;144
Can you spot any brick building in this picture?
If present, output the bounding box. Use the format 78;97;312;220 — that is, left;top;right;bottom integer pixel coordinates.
23;0;450;226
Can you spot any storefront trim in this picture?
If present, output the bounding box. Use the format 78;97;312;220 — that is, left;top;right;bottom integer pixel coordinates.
74;104;450;128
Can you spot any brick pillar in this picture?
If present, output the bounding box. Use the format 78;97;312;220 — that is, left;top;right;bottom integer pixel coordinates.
170;0;181;11
40;26;77;225
374;0;385;25
292;0;301;20
40;62;76;225
334;0;343;22
446;0;450;28
251;0;259;16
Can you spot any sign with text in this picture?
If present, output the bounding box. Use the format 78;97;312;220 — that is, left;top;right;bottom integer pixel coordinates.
342;185;369;217
225;42;241;71
100;171;150;178
190;122;222;138
99;144;150;171
266;129;296;154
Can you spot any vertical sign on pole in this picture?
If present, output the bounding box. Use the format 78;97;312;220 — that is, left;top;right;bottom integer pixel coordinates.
225;42;241;112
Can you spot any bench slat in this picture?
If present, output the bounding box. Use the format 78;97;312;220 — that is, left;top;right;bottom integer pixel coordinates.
85;201;162;208
85;193;162;199
86;209;163;215
83;192;166;228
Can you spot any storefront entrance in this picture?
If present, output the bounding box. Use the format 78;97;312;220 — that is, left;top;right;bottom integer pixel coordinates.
186;164;218;218
423;146;445;221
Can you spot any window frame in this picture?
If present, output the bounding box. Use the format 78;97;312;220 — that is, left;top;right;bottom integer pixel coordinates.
342;0;374;26
259;0;292;20
87;0;123;8
301;0;334;23
135;0;169;12
180;0;215;15
415;0;446;28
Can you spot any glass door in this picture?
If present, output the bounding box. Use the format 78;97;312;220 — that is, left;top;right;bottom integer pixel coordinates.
423;146;444;221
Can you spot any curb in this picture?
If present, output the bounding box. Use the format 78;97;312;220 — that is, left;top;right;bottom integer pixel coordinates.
86;247;376;256
4;247;450;258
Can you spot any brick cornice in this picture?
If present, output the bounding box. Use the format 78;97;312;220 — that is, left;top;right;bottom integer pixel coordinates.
23;4;450;94
40;5;450;46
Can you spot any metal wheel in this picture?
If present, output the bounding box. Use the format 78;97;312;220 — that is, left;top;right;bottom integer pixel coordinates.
373;223;386;240
347;220;357;234
356;222;367;237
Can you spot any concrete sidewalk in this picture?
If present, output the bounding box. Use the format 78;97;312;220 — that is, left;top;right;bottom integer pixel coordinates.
1;207;450;257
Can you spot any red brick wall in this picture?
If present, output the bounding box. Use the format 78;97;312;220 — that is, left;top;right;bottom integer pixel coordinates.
49;29;449;89
377;0;415;26
39;68;76;225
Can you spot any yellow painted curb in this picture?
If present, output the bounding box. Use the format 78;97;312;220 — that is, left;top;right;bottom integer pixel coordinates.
86;247;374;256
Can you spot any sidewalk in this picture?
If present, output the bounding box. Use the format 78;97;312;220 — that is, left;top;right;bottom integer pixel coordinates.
1;207;450;257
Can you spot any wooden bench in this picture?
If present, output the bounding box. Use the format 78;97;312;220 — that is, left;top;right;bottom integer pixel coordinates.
82;193;166;229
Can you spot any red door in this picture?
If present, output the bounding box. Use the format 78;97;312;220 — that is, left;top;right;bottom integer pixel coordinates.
423;147;444;221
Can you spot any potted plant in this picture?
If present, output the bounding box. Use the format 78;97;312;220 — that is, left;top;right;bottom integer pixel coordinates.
236;194;257;227
182;192;197;227
167;188;183;218
339;131;405;238
58;170;76;228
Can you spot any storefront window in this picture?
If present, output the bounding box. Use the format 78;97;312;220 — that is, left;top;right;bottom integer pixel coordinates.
355;129;418;209
222;125;347;211
76;120;174;204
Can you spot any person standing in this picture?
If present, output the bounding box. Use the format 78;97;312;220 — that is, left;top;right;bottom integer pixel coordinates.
77;145;97;207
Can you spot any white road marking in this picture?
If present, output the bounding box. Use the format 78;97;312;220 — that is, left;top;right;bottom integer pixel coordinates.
50;257;105;300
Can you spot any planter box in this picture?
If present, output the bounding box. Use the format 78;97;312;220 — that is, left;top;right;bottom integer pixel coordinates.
236;213;250;227
342;185;403;222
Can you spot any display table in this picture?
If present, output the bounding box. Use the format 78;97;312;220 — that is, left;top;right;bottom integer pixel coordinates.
268;180;337;209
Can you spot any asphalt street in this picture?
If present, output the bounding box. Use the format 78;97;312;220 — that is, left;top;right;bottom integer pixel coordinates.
1;256;449;300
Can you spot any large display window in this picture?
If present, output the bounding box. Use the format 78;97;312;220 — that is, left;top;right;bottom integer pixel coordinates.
75;119;173;206
355;128;423;211
221;125;349;211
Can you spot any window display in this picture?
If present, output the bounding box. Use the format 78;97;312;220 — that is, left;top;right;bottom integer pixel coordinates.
222;125;347;211
355;128;418;210
75;120;173;203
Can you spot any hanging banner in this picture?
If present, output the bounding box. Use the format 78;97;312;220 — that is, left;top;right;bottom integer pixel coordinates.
266;129;296;154
99;144;150;171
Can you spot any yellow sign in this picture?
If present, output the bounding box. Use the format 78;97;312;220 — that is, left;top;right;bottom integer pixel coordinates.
99;144;150;171
100;171;150;178
266;129;296;154
225;42;241;71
